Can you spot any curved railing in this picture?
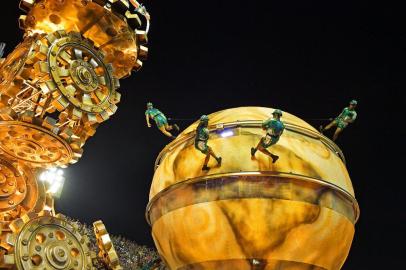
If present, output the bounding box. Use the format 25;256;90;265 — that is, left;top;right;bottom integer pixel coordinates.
146;171;360;226
154;120;346;170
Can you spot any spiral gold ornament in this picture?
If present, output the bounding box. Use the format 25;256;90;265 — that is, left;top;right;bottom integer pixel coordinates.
1;211;95;270
93;220;122;270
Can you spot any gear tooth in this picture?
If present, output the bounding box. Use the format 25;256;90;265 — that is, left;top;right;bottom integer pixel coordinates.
51;95;70;111
107;249;119;264
106;104;118;116
110;0;129;14
18;15;27;29
71;221;79;231
3;254;15;265
39;209;53;217
67;31;82;40
93;220;107;235
44;194;55;213
97;111;110;122
9;219;24;234
21;212;38;223
90;250;97;259
71;108;83;120
132;59;143;72
138;45;148;60
45;33;58;45
19;0;36;12
113;78;120;89
59;126;74;140
135;30;148;44
39;80;57;96
33;61;50;74
33;44;49;61
73;148;84;159
55;30;67;38
81;113;97;125
125;11;142;29
20;110;35;123
55;213;67;220
5;233;16;247
42;116;59;134
101;234;112;250
106;63;114;73
93;0;109;7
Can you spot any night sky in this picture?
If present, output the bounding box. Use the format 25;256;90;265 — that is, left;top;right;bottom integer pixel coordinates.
1;1;404;269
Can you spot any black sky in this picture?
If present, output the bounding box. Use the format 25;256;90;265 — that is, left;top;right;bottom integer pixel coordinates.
1;1;404;269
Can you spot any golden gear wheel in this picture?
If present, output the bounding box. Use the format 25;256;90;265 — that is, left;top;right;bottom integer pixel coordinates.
93;220;122;270
0;121;76;168
0;211;95;269
0;157;54;231
18;0;149;77
34;30;121;124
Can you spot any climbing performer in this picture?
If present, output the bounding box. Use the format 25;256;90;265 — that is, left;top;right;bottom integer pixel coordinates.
251;109;285;163
320;100;358;141
145;102;179;139
194;115;222;171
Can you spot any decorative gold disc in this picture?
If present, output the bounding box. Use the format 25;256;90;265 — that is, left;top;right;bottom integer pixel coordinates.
1;212;95;270
0;121;73;168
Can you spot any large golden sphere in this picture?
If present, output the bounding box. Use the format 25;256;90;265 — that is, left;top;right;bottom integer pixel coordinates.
147;107;359;270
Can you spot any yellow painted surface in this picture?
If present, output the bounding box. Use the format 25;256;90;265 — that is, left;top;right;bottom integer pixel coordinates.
148;107;358;270
152;199;354;270
151;107;354;198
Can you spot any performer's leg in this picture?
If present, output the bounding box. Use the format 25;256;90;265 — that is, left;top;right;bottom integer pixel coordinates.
333;127;343;141
257;144;279;163
251;139;263;156
208;147;222;165
322;121;336;131
165;123;179;132
159;126;175;138
202;152;211;171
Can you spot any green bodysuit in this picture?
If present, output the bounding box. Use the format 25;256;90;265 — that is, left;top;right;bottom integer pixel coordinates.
195;126;209;154
145;108;168;128
261;119;285;148
335;107;357;129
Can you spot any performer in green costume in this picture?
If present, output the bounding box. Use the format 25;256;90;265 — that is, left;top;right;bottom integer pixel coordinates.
145;102;179;139
320;100;358;141
194;115;222;171
251;109;285;163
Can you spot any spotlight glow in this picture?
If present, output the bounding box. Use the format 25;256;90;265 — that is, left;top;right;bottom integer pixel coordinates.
220;130;234;138
39;168;65;198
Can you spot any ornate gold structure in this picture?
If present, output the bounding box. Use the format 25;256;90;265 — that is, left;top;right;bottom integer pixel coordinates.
93;220;122;270
147;107;359;270
0;0;149;269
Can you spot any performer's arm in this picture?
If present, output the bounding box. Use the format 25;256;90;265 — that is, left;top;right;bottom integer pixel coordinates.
146;113;151;127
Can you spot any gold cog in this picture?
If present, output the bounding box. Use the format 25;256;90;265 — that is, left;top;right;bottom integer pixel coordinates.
1;211;95;270
93;220;122;270
42;30;121;123
0;121;75;168
0;157;54;232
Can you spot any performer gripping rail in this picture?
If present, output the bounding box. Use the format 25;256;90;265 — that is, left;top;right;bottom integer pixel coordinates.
194;115;222;171
251;109;285;163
